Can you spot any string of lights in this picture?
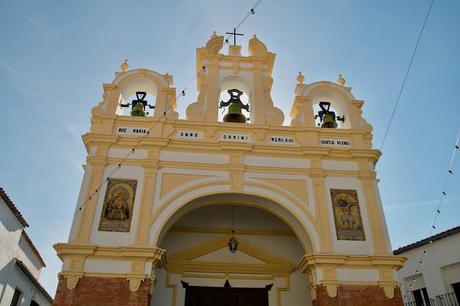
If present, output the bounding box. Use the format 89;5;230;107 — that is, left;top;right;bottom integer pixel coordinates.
380;0;434;151
76;0;262;213
406;129;460;295
76;109;171;212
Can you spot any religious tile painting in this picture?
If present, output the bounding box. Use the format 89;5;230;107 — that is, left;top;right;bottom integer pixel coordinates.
330;189;365;241
98;178;137;232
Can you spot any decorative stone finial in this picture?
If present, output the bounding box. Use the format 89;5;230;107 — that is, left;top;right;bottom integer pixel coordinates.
248;34;268;57
337;74;345;86
121;59;129;72
297;72;305;84
205;32;224;55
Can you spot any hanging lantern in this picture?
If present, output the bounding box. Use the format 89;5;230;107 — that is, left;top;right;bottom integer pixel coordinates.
228;231;238;253
228;205;238;253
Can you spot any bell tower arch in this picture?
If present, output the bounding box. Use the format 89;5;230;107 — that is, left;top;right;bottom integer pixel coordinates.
186;32;284;125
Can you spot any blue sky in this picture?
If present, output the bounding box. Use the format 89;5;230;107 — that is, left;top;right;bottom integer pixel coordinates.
1;0;459;296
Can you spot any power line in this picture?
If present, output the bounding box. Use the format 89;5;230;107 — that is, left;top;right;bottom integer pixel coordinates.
380;0;434;151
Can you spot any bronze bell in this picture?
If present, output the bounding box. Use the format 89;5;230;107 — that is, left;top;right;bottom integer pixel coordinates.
220;89;249;123
315;101;344;129
321;113;338;128
130;102;146;116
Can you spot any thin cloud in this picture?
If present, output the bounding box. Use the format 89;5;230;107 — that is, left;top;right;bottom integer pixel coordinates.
384;197;458;211
63;121;85;139
0;58;19;76
62;156;84;173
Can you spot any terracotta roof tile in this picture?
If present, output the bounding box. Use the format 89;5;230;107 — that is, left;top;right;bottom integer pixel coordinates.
0;187;28;227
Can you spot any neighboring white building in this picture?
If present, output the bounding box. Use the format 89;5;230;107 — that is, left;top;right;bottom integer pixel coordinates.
394;226;460;306
0;188;53;306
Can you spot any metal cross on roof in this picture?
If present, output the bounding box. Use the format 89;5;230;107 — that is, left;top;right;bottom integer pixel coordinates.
226;28;244;46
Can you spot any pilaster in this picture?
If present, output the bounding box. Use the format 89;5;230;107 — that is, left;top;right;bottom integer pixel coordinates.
310;159;333;252
135;158;159;245
358;168;390;254
74;154;107;243
251;62;267;125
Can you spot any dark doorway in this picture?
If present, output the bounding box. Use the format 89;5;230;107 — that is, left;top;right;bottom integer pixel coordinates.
183;281;272;306
452;282;460;304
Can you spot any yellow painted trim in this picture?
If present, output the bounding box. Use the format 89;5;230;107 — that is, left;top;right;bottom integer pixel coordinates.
168;235;293;266
310;173;333;252
83;124;379;161
169;226;294;237
149;187;316;253
54;243;166;273
88;157;374;179
167;235;294;275
182;272;277;281
135;165;158;244
168;262;292;276
297;253;406;270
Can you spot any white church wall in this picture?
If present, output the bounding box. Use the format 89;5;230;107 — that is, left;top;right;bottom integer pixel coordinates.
324;176;374;255
159;151;229;164
321;160;357;171
281;271;311;306
336;268;380;282
244;156;310;169
151;268;173;306
242;235;304;264
108;148;148;159
159;232;223;256
90;164;144;246
83;259;130;274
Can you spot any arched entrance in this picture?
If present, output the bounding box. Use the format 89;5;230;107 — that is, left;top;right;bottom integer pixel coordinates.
150;193;315;306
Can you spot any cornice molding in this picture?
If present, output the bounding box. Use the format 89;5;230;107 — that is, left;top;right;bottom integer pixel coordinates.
296;253;406;272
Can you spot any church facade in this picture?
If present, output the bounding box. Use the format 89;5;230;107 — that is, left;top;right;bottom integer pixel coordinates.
53;33;405;306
